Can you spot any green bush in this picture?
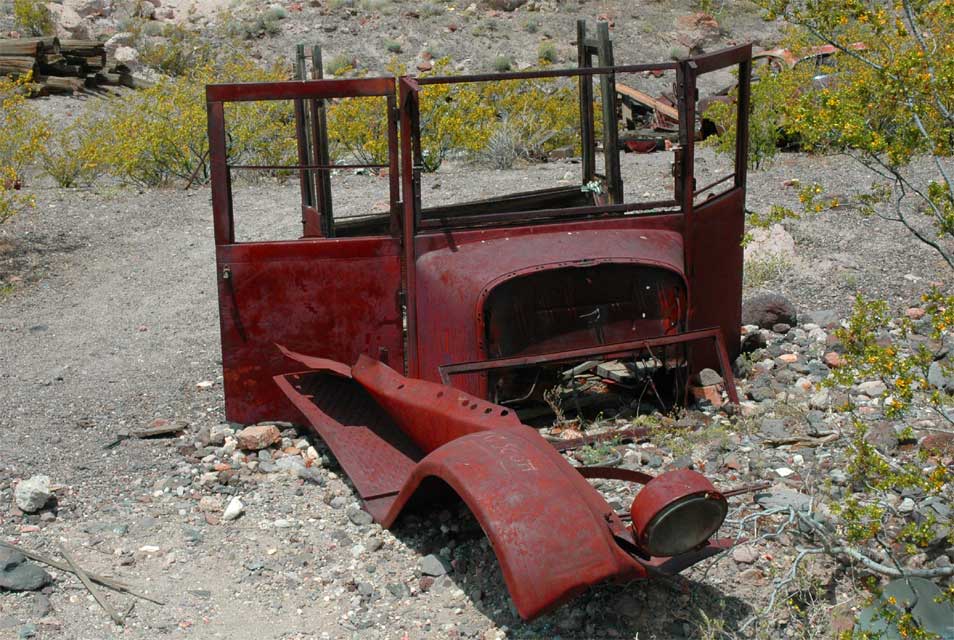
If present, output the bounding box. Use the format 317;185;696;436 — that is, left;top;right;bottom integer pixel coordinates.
492;55;513;72
12;0;54;37
94;58;295;187
537;41;557;65
0;73;49;222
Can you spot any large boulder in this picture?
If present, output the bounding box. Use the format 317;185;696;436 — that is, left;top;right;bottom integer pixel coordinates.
45;2;90;39
742;293;797;329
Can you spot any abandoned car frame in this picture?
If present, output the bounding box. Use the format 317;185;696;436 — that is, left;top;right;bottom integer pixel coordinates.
206;23;753;619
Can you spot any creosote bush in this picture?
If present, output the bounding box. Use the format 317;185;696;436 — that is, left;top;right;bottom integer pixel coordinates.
94;57;294;187
0;73;49;222
12;0;54;36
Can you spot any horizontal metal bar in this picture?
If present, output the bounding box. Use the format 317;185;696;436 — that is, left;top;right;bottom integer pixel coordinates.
415;63;676;86
688;43;753;75
439;329;724;381
206;77;395;102
229;163;389;171
693;173;735;197
419;199;680;229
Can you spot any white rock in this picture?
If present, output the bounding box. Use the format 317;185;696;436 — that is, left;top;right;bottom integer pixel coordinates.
104;32;134;56
223;497;244;521
775;467;794;478
898;497;916;515
46;3;90;39
15;475;51;513
114;46;140;66
195;380;214;390
65;0;106;18
857;380;887;397
809;388;830;410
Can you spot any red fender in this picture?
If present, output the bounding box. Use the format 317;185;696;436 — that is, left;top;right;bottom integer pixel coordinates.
379;428;645;619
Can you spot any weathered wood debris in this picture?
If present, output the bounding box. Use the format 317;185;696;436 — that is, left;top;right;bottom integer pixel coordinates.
0;36;148;95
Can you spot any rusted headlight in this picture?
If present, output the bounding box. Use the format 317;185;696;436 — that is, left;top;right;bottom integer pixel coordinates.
630;469;728;558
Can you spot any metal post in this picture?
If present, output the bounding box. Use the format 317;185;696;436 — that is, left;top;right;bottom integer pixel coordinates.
576;20;595;185
310;45;335;237
294;43;320;236
596;22;622;204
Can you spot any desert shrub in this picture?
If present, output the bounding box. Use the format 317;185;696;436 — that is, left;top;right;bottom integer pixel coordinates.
12;0;54;36
480;77;580;161
492;55;513;72
704;62;805;169
0;73;50;222
136;22;214;76
325;54;354;77
40;116;104;188
95;58;294;187
537;41;557;65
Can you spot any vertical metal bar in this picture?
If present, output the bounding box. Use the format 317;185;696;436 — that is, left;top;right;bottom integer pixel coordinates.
576;19;595;184
294;44;318;236
207;100;233;245
398;78;420;376
386;94;400;224
734;57;751;189
677;60;697;277
596;22;622;203
311;45;335;237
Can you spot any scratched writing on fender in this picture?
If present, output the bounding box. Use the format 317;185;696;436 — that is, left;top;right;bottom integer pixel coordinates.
480;433;538;472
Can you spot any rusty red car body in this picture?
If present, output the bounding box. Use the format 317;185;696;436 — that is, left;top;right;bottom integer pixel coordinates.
206;24;752;620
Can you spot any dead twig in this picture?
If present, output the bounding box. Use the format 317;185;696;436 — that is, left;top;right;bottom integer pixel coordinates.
60;545;125;626
0;541;165;605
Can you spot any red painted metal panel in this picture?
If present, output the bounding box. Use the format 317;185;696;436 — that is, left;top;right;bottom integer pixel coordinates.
687;188;745;369
216;237;403;424
206;76;395;102
413;223;687;392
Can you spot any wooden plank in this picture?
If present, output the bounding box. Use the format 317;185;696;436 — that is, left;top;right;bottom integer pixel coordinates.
614;83;680;121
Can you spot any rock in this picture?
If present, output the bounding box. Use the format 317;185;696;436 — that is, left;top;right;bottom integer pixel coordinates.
760;418;788;440
66;0;106;18
809;388;830;410
347;506;373;526
482;0;528;10
236;425;281;451
690;384;723;408
898;497;916;515
731;545;759;564
744;224;796;263
17;623;37;639
927;360;954;393
804;309;839;328
420;553;450;576
104;32;133;55
778;353;798;364
774;467;794;478
222;497;244;521
757;488;812;512
905;307;926;320
865;422;898;454
742;293;797;329
823;352;843;368
830;469;848;485
741;330;767;354
772;323;791;334
31;593;51;618
0;548;52;592
113;46;139;66
857;380;887;397
14;475;51;513
695;368;723;386
46;2;90;39
920;432;954;456
198;496;223;513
